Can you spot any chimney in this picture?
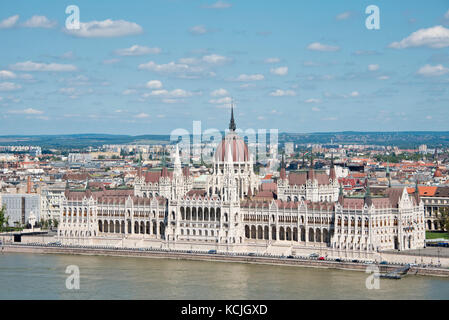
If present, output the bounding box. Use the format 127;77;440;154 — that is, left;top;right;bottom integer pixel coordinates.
27;176;32;194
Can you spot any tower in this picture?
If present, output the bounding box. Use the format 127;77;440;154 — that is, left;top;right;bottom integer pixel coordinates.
229;101;236;132
364;179;372;207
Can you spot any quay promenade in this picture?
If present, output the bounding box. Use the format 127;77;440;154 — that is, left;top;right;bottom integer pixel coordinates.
2;243;449;278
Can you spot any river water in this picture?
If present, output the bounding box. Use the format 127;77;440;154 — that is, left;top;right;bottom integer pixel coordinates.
0;252;448;299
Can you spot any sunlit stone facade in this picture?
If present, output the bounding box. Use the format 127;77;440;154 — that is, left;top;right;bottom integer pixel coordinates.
58;110;425;255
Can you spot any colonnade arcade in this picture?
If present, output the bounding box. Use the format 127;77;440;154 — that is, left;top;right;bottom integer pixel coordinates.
98;219;166;238
244;225;330;244
179;206;223;222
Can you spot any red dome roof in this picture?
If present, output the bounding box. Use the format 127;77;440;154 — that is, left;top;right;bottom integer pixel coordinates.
215;133;250;162
434;169;443;178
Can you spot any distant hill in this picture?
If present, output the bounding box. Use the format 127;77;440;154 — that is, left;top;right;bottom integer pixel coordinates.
0;131;448;149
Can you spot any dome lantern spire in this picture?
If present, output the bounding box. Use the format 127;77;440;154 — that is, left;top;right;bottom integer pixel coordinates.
229;99;236;132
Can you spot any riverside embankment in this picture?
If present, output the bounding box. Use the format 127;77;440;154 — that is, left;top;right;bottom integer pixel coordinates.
3;244;449;277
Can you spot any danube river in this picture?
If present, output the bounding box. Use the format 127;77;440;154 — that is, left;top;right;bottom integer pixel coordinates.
1;252;448;299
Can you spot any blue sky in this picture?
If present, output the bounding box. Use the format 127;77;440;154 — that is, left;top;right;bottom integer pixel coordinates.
0;0;449;135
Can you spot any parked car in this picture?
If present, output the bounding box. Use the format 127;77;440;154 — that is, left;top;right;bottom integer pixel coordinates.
208;250;217;254
318;257;325;261
309;253;319;258
335;258;342;262
379;261;388;265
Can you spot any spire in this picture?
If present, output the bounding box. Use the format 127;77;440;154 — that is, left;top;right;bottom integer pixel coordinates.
329;153;336;180
280;152;286;180
308;153;314;180
338;183;344;205
174;144;182;176
414;178;420;204
364;178;372;207
229;99;236;131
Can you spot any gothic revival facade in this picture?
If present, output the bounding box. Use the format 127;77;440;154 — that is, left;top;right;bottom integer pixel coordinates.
58;110;425;255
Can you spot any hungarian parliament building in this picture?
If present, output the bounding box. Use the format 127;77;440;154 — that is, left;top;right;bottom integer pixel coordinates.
58;110;426;257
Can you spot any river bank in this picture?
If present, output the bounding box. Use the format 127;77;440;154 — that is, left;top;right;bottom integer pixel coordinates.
3;244;449;278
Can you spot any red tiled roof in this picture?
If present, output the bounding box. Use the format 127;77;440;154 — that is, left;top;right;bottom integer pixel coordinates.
288;171;330;186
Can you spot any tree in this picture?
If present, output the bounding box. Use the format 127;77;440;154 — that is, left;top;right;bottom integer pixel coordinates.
437;207;449;235
0;205;6;231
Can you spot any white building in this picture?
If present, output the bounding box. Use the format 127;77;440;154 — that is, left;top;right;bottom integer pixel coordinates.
40;184;66;221
1;193;41;226
57;110;425;256
284;142;294;156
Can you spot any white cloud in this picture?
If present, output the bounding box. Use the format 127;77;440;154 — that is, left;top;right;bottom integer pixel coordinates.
122;89;137;95
11;61;77;72
236;74;264;81
417;64;449;77
209;96;232;104
115;45;161;56
307;42;340;52
203;1;232;9
23;15;56;28
350;91;359;97
0;82;21;91
305;98;321;104
368;64;379;71
239;83;256;89
0;15;19;29
264;57;280;64
202;54;229;65
139;61;193;73
211;88;229;96
65;19;143;38
389;26;449;49
135;113;149;118
162;99;184;104
336;12;352;21
312;107;320;112
303;61;320;67
189;25;208;35
143;89;194;98
270;66;288;76
59;87;76;95
146;80;163;89
178;57;200;65
378;75;390;80
269;89;296;97
445;10;449;20
8;108;43;115
0;70;16;79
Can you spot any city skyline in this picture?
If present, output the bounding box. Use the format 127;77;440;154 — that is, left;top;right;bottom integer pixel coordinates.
1;1;449;135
